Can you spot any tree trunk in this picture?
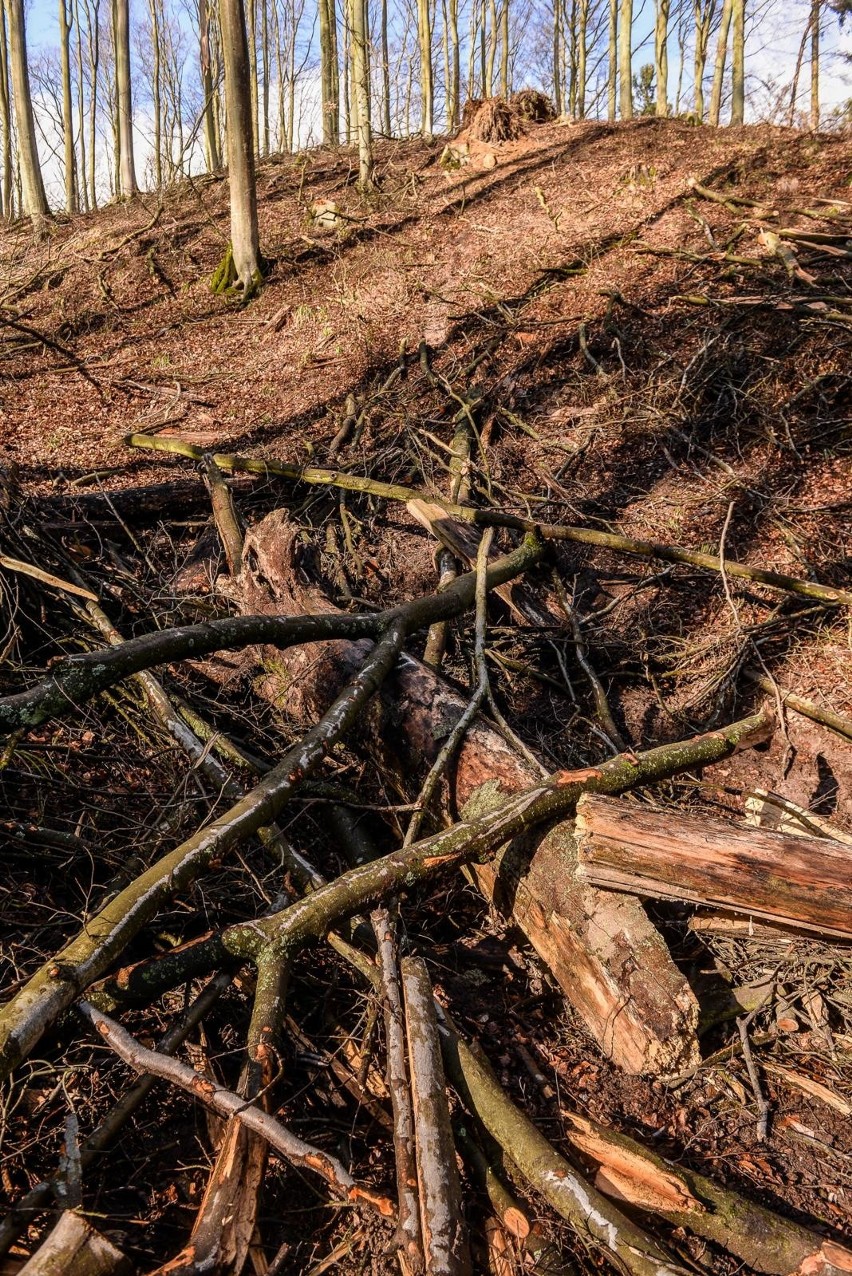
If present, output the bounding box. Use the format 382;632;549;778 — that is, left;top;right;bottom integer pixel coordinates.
381;0;391;133
809;0;819;129
199;0;221;168
499;0;509;97
418;0;433;139
59;0;77;212
708;0;731;125
575;794;852;940
576;0;588;117
617;0;632;118
149;0;162;187
692;0;713;119
246;0;258;150
218;0;262;291
552;0;562;115
606;0;616;120
350;0;373;186
5;0;51;232
0;0;13;220
730;0;744;124
87;0;99;208
654;0;669;115
113;0;137;195
74;0;88;210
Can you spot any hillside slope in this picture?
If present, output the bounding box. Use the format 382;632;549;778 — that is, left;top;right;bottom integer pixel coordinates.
1;117;851;1273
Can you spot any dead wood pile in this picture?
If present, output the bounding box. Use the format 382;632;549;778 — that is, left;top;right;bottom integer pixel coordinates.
1;415;851;1276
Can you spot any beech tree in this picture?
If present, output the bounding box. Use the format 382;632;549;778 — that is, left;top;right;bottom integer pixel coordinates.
113;0;137;195
214;0;262;293
5;0;50;233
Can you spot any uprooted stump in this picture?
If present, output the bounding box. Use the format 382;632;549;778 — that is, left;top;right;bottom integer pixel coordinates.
510;88;556;122
464;97;526;143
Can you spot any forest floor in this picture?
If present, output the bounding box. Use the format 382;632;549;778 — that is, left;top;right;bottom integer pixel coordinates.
0;115;851;1275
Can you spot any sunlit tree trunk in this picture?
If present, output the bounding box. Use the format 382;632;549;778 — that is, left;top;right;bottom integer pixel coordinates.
318;0;335;141
149;0;162;186
260;0;269;152
349;0;372;185
654;0;669;114
617;0;632;118
567;0;577;113
0;0;14;218
74;0;88;210
576;0;588;117
730;0;744;124
606;0;616;120
113;0;137;195
708;0;730;123
6;0;51;232
86;0;100;207
245;0;258;150
692;0;714;119
499;0;509;95
809;0;819;129
59;0;77;211
552;0;562;113
418;0;433;136
199;0;221;168
485;0;497;94
218;0;262;290
381;0;391;133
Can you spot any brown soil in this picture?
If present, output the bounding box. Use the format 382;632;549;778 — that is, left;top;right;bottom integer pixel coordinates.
1;117;851;1274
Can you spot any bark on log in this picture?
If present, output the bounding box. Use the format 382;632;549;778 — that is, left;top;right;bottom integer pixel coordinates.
18;1212;131;1276
230;511;764;1076
575;796;852;940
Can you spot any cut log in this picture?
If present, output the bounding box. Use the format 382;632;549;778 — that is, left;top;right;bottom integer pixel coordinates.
232;511;716;1076
575;795;852;940
18;1212;131;1276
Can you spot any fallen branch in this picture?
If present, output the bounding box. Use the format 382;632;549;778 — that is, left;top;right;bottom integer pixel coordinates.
743;668;852;743
125;432;852;607
78;1002;392;1215
373;909;423;1274
438;1012;687;1276
402;957;471;1276
0;622;405;1082
0;535;543;732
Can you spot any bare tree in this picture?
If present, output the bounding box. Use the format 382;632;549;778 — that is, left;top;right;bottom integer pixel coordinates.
5;0;51;232
0;0;13;218
730;0;744;122
606;0;616;118
618;0;632;116
350;0;373;185
113;0;137;194
654;0;668;112
709;0;731;123
214;0;263;292
59;0;77;210
417;0;433;137
810;0;819;128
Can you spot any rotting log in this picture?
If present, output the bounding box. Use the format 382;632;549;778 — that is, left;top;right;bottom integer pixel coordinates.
574;795;852;940
230;511;763;1075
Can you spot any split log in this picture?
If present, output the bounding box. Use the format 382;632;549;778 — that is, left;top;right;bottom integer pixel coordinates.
18;1211;131;1276
575;796;852;940
232;511;756;1075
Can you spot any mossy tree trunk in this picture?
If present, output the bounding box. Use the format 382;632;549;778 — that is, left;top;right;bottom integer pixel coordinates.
217;0;262;292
